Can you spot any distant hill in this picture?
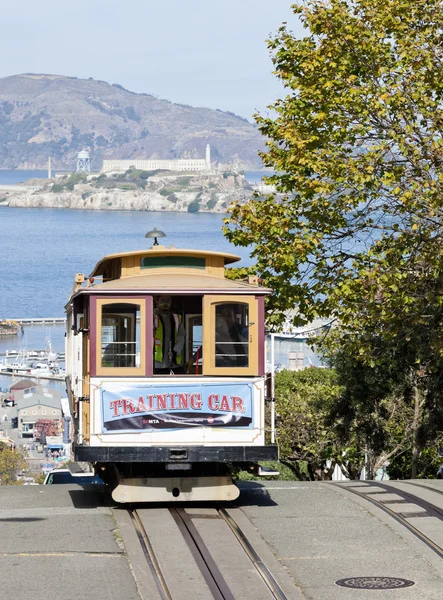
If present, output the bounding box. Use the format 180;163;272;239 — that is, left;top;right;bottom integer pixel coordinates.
0;74;265;170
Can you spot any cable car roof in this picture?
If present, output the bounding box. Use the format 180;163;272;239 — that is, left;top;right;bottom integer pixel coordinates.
74;271;271;296
89;246;242;278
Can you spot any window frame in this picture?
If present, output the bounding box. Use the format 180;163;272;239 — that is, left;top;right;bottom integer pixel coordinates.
202;295;259;376
93;297;148;377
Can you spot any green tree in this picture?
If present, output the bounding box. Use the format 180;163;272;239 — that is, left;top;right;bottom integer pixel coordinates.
388;436;443;479
0;444;28;485
322;332;419;479
274;368;346;480
223;0;443;476
224;0;443;334
187;198;201;213
321;267;443;478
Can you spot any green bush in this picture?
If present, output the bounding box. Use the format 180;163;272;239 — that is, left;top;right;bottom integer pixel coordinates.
187;199;200;213
66;173;88;186
51;184;64;193
126;169;144;179
206;193;218;210
140;169;160;179
159;187;176;196
116;182;136;190
177;176;192;186
235;461;296;481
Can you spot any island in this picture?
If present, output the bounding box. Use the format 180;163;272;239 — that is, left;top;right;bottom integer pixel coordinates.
0;169;255;213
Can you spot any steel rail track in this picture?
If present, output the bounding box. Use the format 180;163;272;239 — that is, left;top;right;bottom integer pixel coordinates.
218;507;289;600
129;507;289;600
371;481;443;519
170;508;235;600
341;485;443;560
399;480;443;497
129;509;173;600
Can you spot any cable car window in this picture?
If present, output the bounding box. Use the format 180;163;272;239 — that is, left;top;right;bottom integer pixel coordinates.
101;303;140;368
215;303;249;368
186;314;203;374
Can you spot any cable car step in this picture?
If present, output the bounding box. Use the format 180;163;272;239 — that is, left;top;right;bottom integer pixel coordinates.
257;464;280;477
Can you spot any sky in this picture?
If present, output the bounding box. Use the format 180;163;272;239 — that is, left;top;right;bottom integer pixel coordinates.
0;1;303;120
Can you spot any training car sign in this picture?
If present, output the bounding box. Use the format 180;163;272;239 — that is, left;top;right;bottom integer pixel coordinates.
101;382;254;432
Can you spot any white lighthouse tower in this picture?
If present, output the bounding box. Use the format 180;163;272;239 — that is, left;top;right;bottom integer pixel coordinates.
205;144;211;171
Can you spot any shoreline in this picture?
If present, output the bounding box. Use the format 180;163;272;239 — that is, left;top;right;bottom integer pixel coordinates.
0;170;255;213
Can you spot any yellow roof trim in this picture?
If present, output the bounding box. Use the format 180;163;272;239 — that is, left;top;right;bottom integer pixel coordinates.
85;271;270;293
89;246;241;277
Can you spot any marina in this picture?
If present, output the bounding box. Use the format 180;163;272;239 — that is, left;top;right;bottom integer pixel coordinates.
0;348;66;381
0;329;66;386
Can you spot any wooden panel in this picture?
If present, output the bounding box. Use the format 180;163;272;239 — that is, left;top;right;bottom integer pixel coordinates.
205;256;224;277
81;399;90;443
79;315;90;441
102;259;121;282
122;255;140;278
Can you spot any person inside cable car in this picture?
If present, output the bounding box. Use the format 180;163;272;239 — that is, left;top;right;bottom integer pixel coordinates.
215;306;248;367
153;295;186;374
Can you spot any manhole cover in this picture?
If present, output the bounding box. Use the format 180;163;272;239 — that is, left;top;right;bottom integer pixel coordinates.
335;577;415;590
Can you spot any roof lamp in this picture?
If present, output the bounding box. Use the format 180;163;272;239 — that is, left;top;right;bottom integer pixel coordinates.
145;227;166;246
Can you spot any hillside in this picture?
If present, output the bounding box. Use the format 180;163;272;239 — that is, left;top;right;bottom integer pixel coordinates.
0;74;264;170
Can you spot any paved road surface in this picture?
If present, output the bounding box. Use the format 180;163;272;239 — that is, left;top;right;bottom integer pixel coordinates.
0;481;442;599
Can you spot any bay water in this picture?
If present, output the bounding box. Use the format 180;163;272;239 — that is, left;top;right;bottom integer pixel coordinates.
0;170;314;389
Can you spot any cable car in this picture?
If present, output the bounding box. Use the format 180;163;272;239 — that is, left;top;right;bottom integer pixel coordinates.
65;230;278;502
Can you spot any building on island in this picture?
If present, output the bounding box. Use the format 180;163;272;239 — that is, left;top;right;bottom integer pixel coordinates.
102;145;211;173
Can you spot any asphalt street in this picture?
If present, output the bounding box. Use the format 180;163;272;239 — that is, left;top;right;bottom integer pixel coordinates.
0;481;442;600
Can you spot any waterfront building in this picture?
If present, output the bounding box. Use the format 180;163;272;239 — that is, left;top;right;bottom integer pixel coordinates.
102;145;211;173
17;393;62;438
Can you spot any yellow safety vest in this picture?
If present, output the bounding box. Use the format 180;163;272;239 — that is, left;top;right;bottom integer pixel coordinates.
154;313;183;365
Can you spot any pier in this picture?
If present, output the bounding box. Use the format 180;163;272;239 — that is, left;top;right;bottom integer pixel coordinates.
12;317;65;325
0;370;65;382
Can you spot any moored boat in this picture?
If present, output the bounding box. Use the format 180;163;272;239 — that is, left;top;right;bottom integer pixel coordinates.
0;320;22;336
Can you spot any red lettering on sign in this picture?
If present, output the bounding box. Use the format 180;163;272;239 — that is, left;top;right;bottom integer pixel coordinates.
123;399;136;414
156;394;168;410
190;393;202;410
178;393;189;409
146;395;154;410
220;395;230;411
232;396;245;414
208;394;218;411
137;397;147;413
110;399;122;417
